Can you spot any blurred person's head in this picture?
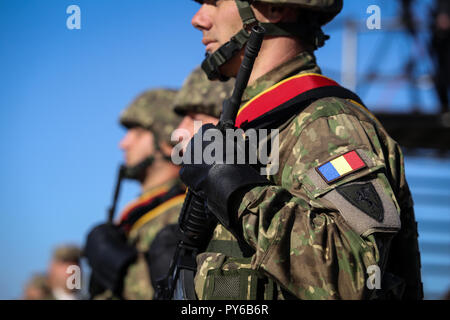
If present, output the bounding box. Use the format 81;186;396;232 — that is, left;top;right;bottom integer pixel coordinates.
172;66;235;151
48;245;82;299
191;0;342;82
23;273;53;300
119;89;181;191
445;289;450;300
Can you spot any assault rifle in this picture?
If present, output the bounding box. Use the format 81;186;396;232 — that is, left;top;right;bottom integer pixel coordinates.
154;25;266;300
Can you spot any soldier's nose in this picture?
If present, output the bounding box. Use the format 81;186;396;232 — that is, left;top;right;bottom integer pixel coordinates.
191;6;212;31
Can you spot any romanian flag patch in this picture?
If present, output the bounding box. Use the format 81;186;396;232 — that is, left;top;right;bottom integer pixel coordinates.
316;150;366;184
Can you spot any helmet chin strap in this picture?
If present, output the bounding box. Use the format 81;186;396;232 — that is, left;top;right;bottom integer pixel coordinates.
123;140;172;181
201;0;256;81
123;156;155;181
107;157;154;223
201;0;329;81
107;155;154;223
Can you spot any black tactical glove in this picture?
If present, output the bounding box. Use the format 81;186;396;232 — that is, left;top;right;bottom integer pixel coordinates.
84;223;137;296
146;223;179;292
180;124;270;230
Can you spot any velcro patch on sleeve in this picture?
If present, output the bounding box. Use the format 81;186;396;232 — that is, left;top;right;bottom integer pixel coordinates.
301;149;401;236
316;150;366;184
336;182;384;222
323;179;401;236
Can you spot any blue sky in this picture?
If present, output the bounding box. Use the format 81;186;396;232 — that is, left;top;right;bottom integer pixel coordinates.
0;0;448;299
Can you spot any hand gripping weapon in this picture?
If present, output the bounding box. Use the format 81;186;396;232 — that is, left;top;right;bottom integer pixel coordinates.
154;25;265;300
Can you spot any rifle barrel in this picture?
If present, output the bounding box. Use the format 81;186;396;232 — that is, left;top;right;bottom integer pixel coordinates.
220;25;266;128
107;165;125;223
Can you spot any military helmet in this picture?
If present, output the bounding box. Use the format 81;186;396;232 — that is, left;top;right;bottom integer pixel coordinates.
194;0;342;26
26;273;50;290
172;66;235;118
52;245;82;264
24;273;53;299
120;89;180;145
254;0;342;25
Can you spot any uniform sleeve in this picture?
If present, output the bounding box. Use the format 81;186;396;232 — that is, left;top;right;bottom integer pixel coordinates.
123;199;184;300
237;98;402;299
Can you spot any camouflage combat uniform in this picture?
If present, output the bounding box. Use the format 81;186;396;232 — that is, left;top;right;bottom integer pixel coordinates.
93;181;185;299
90;89;185;300
120;179;185;299
23;273;54;300
194;52;423;300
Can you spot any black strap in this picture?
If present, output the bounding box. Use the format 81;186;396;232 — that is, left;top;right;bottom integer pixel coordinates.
235;0;257;26
123;156;154;180
201;29;251;81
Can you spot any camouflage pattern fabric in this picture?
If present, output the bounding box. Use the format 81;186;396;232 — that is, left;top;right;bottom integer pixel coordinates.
52;245;82;264
23;273;55;300
194;0;343;26
172;66;235;118
94;179;185;300
194;51;422;300
122;182;184;300
120;89;180;145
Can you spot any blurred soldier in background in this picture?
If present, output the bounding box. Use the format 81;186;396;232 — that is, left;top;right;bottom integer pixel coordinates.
429;0;450;113
444;289;450;300
177;0;423;300
22;273;53;300
84;89;185;300
172;66;235;151
48;245;82;300
149;66;234;296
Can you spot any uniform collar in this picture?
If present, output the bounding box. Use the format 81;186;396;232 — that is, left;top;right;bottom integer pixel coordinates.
242;51;321;104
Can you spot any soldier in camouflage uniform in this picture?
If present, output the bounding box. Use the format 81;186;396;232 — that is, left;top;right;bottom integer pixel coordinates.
23;273;54;300
122;68;234;298
84;89;186;300
48;245;82;300
178;0;423;300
